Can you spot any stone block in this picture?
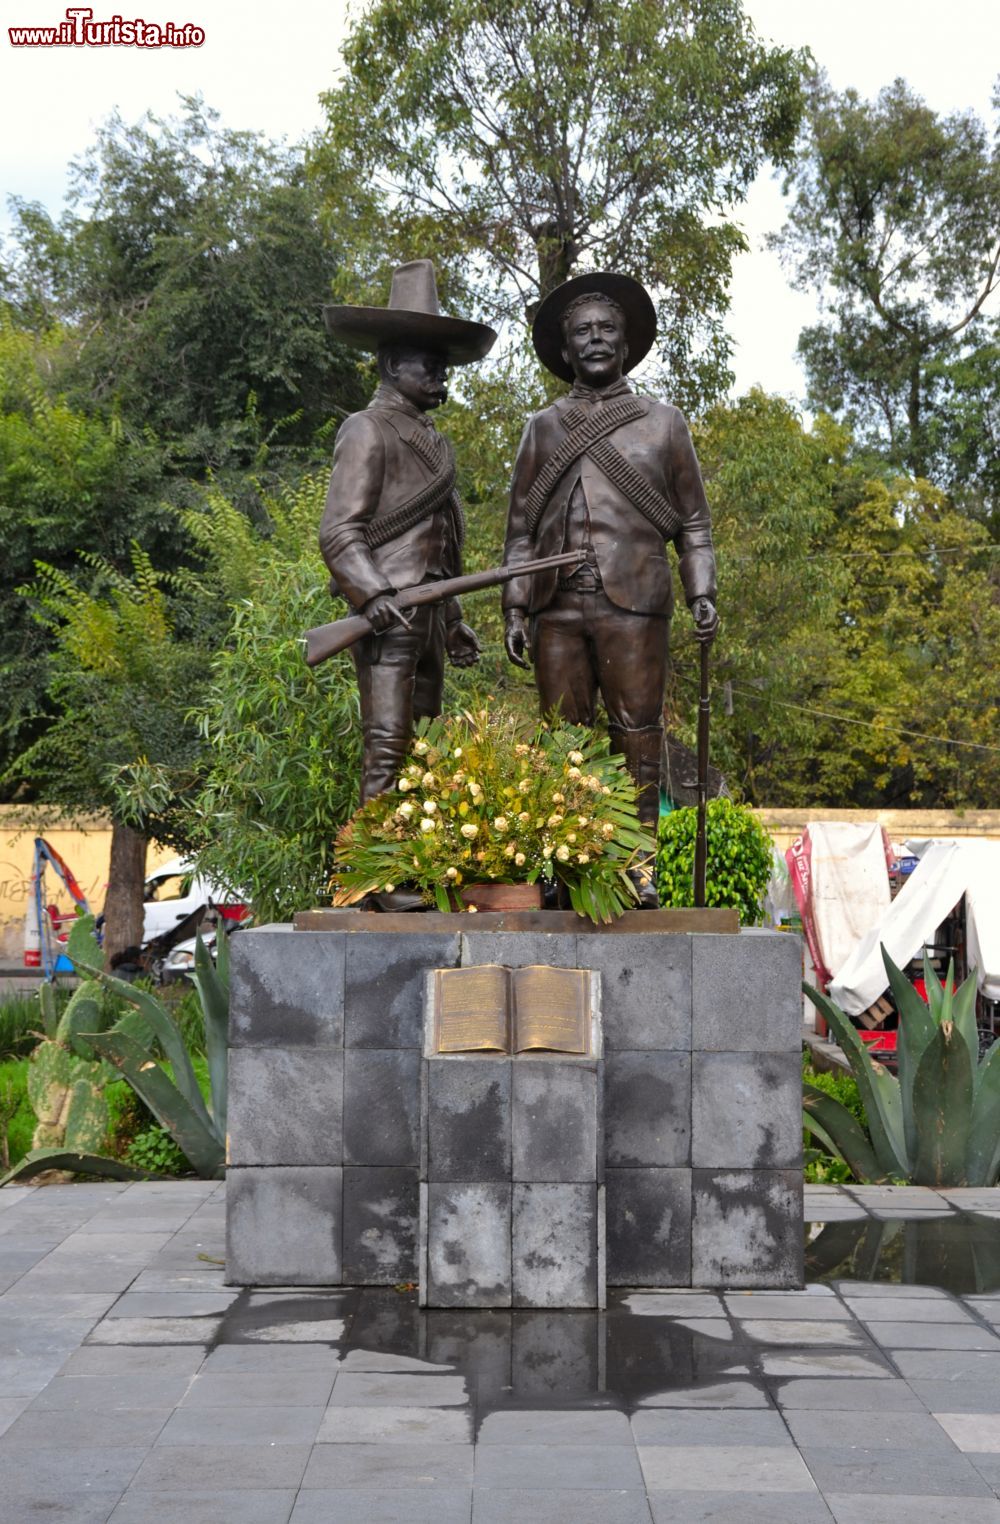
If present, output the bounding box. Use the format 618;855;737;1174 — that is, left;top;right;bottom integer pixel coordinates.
691;930;801;1052
460;931;578;969
346;933;461;1048
227;1049;343;1167
426;1059;511;1182
605;1168;692;1286
512;1183;601;1308
512;1060;599;1183
605;1051;691;1168
342;1167;419;1285
423;1182;511;1307
343;1050;420;1167
692;1169;804;1288
582;933;692;1050
225;1168;341;1285
691;1051;802;1170
230;929;345;1048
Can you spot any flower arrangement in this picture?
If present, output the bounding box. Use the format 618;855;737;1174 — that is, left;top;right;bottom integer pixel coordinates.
331;708;655;922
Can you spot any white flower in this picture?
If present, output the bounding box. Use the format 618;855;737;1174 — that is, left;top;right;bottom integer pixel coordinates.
567;832;577;844
396;802;414;820
467;780;482;797
514;743;530;756
453;747;463;758
504;842;516;857
568;750;584;765
423;800;437;815
413;739;429;755
460;823;478;840
552;792;565;804
547;813;563;828
422;771;436;789
518;812;530;824
398;778;412;791
602;822;615;838
567;766;582;780
493;816;508;832
556;844;570;862
601;785;611;795
577;815;589;827
467;905;478;913
420;818;436;833
383;882;395;892
514;852;526;867
445;867;458;880
518;778;532;793
543;843;553;860
577;853;590;865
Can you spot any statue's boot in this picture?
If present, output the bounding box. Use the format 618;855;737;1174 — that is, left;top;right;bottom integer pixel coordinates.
358;730;426;912
611;724;662;908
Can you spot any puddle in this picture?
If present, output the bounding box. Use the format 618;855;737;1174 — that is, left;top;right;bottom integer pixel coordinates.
807;1210;1000;1293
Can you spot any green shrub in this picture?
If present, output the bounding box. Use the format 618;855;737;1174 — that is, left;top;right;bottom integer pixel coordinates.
656;797;773;923
124;1125;189;1176
0;1059;35;1167
802;1057;865;1125
0;995;42;1059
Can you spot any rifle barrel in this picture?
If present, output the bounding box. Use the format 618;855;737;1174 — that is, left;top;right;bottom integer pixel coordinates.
302;551;584;667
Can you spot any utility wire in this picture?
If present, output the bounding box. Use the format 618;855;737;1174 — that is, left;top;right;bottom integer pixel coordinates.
730;685;1000;754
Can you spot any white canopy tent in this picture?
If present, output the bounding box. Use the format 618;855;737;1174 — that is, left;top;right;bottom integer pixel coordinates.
829;839;1000;1015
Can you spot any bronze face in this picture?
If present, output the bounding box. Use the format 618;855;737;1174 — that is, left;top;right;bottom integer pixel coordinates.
560;301;629;388
385;347;450;411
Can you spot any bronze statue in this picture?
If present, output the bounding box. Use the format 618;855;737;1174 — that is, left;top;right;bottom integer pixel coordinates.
502;272;718;894
321;260;497;804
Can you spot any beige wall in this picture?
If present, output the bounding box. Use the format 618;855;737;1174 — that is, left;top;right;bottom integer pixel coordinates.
757;807;1000;857
0;808;174;962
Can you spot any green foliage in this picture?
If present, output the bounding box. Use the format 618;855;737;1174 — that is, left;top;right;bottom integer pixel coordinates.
655;798;772;923
0;1058;35;1168
805;948;1000;1187
0;993;43;1058
64;914;228;1179
773;73;1000;488
313;0;808;409
188;475;362;924
124;1125;189;1177
333;709;653;922
802;1057;865;1183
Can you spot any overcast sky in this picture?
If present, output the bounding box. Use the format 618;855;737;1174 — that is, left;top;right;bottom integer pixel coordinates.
1;0;998;401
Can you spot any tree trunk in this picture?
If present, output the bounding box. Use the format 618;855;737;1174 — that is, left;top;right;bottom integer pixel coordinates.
907;360;925;478
102;820;147;971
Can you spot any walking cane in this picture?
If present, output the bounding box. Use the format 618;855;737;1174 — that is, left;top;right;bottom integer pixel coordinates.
693;639;710;908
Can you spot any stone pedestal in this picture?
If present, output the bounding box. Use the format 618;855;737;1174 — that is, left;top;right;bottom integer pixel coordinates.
225;912;804;1289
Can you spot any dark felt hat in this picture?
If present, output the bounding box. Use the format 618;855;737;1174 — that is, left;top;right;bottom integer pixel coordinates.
323;259;497;365
532;271;657;383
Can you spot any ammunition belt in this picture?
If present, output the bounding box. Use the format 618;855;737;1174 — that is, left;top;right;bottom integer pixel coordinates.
522;396;647;533
363;425;465;551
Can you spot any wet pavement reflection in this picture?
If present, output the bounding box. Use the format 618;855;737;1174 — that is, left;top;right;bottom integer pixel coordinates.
808;1210;1000;1294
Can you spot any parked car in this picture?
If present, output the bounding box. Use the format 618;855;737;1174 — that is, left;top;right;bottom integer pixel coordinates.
142;857;248;945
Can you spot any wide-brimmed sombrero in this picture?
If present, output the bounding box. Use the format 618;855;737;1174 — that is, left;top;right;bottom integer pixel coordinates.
324;259;497;365
532;271;657;384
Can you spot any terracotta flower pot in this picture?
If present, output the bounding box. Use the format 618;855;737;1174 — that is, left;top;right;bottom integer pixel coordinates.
454;882;544;913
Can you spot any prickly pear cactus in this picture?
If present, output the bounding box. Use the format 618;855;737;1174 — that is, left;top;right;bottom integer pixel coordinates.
26;981;111;1155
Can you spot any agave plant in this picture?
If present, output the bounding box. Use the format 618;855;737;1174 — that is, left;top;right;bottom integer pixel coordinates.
2;914;229;1187
804;947;1000;1188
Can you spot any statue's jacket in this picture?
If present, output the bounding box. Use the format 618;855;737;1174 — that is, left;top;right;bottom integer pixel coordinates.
503;391;716;617
320;386;462;621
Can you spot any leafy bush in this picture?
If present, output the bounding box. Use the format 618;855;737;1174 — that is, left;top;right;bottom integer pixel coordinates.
656;797;773;923
0;995;43;1059
0;1059;35;1168
125;1125;189;1176
803;1057;865;1183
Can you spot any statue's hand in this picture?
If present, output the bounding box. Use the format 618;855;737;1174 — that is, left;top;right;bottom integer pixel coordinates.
691;597;718;645
504;610;532;669
446;620;480;669
362;593;411;634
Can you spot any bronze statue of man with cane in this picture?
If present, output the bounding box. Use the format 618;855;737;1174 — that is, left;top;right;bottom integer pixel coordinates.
502;273;719;903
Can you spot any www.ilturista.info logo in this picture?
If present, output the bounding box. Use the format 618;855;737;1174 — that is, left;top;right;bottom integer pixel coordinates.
8;6;204;45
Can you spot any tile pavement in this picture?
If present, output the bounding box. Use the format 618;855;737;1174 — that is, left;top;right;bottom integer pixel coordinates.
0;1181;999;1519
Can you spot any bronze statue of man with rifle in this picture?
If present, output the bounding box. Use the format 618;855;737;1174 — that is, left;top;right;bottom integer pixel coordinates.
502;273;719;903
319;260;498;805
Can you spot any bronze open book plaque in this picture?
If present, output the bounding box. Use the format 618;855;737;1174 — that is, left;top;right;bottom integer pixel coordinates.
426;965;597;1057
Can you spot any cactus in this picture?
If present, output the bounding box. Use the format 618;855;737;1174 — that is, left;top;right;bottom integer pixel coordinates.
804;946;1000;1187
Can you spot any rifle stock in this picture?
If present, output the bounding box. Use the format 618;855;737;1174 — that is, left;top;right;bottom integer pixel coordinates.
302;551;585;668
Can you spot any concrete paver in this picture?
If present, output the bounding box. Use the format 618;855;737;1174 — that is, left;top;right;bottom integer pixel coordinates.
0;1179;996;1521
